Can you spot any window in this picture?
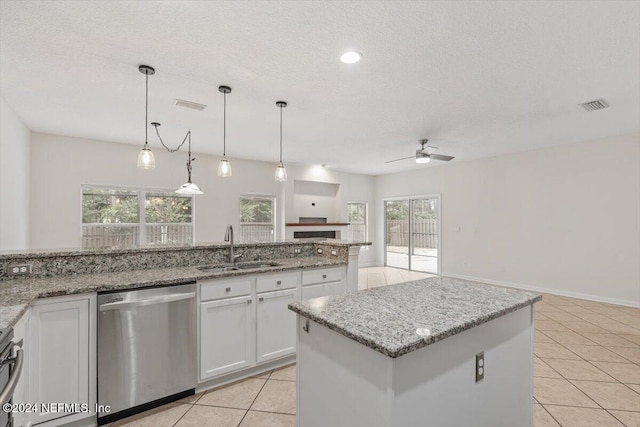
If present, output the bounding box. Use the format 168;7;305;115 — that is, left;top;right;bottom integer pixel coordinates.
82;187;193;248
239;194;275;242
347;202;367;242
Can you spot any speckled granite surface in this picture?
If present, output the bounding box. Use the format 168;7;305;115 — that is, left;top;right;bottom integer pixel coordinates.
0;256;346;329
289;277;541;358
0;239;370;280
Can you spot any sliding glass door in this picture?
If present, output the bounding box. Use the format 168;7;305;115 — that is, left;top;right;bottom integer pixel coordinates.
384;200;410;269
384;196;439;274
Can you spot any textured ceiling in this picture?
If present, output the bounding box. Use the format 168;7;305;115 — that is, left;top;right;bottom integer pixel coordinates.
1;1;638;175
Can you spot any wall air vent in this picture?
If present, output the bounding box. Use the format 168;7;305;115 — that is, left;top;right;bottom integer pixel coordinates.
173;99;207;111
579;99;609;112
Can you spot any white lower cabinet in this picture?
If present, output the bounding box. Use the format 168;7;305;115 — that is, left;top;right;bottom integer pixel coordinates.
256;288;298;363
199;295;255;381
27;294;96;426
301;267;346;300
197;267;347;382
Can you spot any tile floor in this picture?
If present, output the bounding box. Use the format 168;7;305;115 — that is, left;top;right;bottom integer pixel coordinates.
109;267;639;427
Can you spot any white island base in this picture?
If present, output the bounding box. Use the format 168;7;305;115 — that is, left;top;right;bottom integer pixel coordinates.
295;306;534;427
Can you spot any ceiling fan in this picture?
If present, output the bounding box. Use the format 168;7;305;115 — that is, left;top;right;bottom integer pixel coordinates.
385;139;455;164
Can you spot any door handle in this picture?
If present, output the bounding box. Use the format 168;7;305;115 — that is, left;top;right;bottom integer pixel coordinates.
322;274;327;279
259;297;264;302
0;347;24;406
226;287;231;292
247;299;252;304
276;280;282;285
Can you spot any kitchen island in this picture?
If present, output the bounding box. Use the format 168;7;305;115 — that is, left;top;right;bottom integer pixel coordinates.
289;277;541;427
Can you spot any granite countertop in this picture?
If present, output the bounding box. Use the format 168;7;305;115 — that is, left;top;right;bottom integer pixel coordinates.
288;277;541;358
0;256;346;329
0;239;371;259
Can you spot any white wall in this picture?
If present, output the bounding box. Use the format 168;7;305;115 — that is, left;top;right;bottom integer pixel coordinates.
29;132;376;264
375;133;640;306
0;95;31;250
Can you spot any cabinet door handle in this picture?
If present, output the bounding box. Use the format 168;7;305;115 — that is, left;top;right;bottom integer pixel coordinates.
259;297;264;302
226;287;231;292
322;274;327;279
247;299;252;304
276;280;282;285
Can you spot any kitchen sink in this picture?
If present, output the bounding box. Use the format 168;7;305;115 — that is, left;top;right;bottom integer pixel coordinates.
235;262;281;270
197;265;240;272
196;261;281;273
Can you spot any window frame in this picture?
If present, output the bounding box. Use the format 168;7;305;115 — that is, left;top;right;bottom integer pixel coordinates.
80;185;195;248
239;193;277;243
347;201;368;244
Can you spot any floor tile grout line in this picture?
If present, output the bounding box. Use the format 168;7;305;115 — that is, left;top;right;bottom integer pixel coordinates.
538;402;564;426
553;339;638;388
237;377;270;426
247;408;297;416
171;402;199;427
537;365;604;411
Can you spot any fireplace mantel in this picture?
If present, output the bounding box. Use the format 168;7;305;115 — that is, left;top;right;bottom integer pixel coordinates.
286;223;350;227
285;222;350;239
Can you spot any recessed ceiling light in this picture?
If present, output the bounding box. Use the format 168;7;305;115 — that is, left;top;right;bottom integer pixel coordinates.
340;51;361;64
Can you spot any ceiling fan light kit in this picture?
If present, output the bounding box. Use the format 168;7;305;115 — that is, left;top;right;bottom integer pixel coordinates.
385;139;455;165
416;153;430;164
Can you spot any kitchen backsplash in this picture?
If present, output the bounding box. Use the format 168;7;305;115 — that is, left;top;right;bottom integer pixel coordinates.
0;240;358;280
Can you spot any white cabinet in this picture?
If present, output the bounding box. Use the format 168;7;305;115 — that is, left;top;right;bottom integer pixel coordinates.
27;294;96;426
197;267;346;383
256;288;298;363
200;295;255;381
301;267;345;300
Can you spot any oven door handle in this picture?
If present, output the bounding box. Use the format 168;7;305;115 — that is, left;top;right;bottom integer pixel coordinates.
0;347;24;406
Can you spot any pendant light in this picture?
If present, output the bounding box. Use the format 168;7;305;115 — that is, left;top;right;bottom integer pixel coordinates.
176;131;203;195
217;85;232;177
137;65;156;169
275;101;288;182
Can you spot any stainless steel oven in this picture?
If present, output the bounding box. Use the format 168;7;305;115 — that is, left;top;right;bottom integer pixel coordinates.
0;328;24;427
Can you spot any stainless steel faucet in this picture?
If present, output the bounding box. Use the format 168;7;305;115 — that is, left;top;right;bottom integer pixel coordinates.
224;225;242;264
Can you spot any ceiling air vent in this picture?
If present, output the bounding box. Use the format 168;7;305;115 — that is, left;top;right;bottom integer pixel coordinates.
579;99;609;112
173;99;207;111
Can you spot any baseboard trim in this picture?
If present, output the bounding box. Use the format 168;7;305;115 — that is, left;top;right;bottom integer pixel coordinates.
441;272;640;308
357;260;378;268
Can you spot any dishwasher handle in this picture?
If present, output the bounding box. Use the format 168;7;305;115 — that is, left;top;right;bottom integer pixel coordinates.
99;292;196;311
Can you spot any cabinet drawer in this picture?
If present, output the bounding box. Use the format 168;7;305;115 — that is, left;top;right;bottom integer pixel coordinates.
324;280;345;295
200;278;253;301
302;267;344;285
257;272;299;293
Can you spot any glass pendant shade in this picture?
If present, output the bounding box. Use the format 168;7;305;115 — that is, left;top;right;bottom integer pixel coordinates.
175;181;203;195
137;146;156;169
217;157;232;177
275;162;288;182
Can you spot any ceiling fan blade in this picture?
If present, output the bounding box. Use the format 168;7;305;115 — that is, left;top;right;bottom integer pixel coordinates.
384;156;415;164
429;154;455;162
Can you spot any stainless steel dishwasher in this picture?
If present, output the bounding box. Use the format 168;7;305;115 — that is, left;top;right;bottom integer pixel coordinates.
97;282;196;425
